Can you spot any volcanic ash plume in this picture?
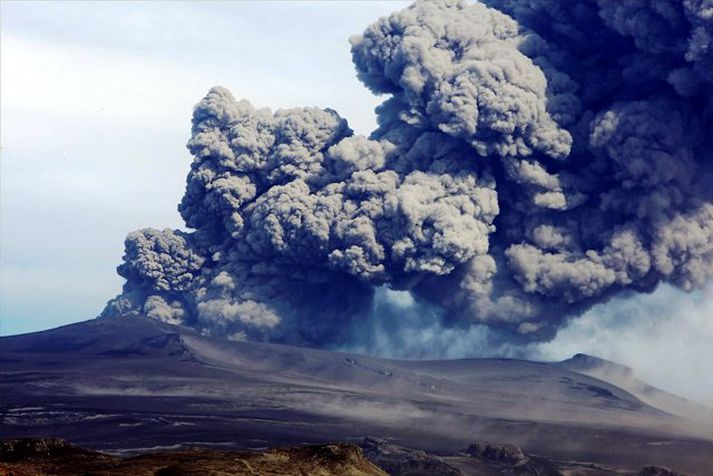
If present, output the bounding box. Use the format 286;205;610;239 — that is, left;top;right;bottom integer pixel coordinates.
103;0;713;348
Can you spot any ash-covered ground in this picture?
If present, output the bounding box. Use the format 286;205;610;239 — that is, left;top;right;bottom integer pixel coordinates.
1;317;711;474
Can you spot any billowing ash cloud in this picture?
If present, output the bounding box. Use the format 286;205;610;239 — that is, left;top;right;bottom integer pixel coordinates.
103;0;713;348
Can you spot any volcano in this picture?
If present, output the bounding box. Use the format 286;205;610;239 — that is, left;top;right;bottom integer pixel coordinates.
1;317;711;474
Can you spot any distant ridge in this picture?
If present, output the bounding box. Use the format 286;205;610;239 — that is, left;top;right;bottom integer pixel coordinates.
560;353;634;376
559;353;713;427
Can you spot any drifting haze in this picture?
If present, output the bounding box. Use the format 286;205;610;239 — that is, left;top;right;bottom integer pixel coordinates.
536;284;713;404
103;0;713;353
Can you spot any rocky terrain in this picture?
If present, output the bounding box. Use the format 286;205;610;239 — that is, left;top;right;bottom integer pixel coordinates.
0;437;386;475
0;437;693;476
1;317;711;474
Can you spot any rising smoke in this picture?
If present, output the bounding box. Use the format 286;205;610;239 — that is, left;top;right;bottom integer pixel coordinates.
103;0;713;350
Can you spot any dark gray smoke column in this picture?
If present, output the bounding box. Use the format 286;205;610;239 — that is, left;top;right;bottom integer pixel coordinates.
103;0;713;348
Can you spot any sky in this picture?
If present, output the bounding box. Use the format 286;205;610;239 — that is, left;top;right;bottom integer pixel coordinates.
1;1;711;404
0;0;408;334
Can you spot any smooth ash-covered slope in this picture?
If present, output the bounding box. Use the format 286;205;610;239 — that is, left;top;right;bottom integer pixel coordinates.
1;317;711;473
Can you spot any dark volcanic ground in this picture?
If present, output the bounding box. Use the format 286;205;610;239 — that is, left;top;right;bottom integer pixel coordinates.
1;317;711;474
0;437;389;475
0;436;694;476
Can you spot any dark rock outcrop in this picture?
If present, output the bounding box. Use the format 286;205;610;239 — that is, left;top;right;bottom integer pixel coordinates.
0;437;113;463
638;466;687;476
465;440;568;475
361;437;463;476
467;440;528;465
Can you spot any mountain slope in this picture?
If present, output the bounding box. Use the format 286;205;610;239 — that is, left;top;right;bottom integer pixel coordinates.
1;317;711;474
559;353;713;425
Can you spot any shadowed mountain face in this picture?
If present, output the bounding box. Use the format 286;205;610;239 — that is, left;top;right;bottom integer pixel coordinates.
1;317;711;474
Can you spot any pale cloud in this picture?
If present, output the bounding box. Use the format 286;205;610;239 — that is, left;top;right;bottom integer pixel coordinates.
533;285;713;405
